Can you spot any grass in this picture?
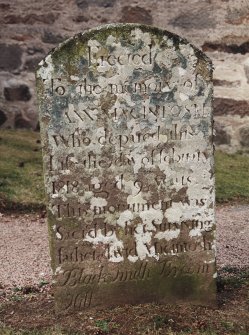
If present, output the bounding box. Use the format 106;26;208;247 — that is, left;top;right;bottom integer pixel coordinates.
0;129;44;211
215;150;249;203
0;129;249;211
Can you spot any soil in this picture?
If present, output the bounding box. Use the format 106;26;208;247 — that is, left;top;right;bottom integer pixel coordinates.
0;203;248;334
0;281;248;334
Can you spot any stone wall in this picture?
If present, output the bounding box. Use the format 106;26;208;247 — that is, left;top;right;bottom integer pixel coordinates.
0;0;249;152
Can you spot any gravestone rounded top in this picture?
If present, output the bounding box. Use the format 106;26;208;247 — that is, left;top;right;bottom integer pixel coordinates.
37;23;212;78
36;24;215;312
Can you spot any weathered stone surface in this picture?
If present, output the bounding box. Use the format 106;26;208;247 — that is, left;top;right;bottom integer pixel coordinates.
0;110;7;126
0;44;22;71
120;6;153;25
239;126;249;147
37;24;216;312
4;84;31;101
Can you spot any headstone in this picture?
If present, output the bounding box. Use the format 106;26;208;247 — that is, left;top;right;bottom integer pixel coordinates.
36;24;216;312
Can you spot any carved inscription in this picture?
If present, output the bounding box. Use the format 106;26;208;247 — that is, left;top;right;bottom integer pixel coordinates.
58;290;93;310
56;259;214;311
37;24;216;311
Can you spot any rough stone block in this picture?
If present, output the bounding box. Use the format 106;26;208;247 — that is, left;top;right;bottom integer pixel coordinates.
42;31;66;45
4;84;31;101
3;13;58;25
170;7;215;30
76;0;116;9
0;44;22;71
214;98;249;117
214;121;231;145
24;57;43;72
120;6;153;25
14;112;33;129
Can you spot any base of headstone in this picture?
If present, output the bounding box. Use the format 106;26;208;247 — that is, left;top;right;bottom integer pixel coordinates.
54;256;216;313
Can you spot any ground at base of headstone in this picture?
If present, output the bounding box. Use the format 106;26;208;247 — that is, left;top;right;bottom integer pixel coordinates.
0;274;248;335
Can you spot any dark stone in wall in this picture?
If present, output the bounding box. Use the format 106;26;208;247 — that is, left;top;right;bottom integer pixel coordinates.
4;85;32;102
213;79;240;87
76;0;89;9
170;8;215;30
76;0;116;9
42;31;66;44
35;122;40;132
24;57;42;72
94;0;116;7
11;34;33;42
0;110;7;126
239;126;249;147
120;6;153;25
3;13;58;25
0;3;10;10
0;44;22;71
202;41;249;54
214;121;231;145
214;98;249;117
14;113;32;129
73;15;89;23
